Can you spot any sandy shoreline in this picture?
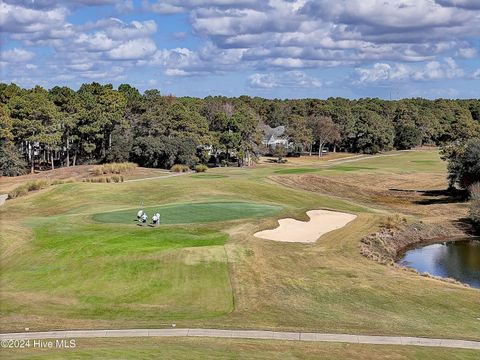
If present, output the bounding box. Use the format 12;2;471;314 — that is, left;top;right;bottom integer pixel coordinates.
254;209;357;243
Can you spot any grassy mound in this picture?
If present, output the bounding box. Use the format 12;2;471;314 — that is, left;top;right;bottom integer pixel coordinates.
92;202;282;225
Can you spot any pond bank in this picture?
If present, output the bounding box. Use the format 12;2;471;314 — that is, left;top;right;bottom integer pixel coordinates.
360;222;472;264
361;221;479;287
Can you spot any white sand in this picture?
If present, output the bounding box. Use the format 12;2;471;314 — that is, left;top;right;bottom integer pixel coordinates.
254;210;357;243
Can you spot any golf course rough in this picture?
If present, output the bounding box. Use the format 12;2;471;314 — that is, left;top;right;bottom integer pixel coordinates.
92;201;283;225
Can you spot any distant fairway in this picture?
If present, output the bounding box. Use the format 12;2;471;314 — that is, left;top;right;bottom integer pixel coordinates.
92;202;282;225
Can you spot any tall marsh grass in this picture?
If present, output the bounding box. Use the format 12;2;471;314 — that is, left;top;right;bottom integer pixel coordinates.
93;162;137;175
8;179;74;199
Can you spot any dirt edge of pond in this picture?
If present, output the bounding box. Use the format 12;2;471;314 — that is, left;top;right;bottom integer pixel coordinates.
361;221;478;287
360;222;473;264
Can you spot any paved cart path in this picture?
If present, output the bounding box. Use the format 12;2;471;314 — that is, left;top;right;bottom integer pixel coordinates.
1;329;479;350
123;171;191;183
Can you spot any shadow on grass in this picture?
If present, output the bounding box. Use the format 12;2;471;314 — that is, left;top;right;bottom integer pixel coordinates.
389;188;469;205
453;218;479;236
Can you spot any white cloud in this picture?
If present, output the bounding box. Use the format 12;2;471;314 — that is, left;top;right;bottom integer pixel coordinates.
165;68;189;76
143;0;259;14
108;39;157;60
473;69;480;79
249;73;278;88
0;48;35;62
456;47;477;58
436;0;480;10
0;2;67;33
356;58;465;83
115;0;134;13
248;71;321;89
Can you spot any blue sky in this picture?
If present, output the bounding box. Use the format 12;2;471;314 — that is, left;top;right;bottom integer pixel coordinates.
1;0;479;99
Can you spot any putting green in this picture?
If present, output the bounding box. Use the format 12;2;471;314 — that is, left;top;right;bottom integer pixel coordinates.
92;201;282;224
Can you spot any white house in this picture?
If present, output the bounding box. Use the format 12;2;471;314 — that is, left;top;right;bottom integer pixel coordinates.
262;125;288;148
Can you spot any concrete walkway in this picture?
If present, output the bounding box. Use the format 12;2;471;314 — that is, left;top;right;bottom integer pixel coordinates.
324;152;401;167
1;329;479;350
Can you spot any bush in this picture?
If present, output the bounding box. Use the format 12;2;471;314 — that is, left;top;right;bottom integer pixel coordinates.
383;214;407;230
195;164;208;173
171;164;190;173
469;183;480;230
111;175;124;183
443;138;480;189
0;142;27;176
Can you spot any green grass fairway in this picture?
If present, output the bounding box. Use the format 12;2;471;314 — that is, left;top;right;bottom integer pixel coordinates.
274;167;321;174
92;202;282;224
327;165;377;172
190;174;228;179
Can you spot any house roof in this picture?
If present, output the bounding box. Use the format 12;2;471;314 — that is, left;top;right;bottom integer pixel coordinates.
262;125;286;143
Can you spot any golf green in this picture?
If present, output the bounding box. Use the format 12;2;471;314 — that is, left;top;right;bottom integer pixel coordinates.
92;201;282;224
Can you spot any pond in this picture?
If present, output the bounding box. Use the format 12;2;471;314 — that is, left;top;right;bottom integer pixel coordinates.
398;239;480;289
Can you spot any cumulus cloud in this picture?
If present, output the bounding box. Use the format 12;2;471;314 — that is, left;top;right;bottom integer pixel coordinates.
179;0;480;72
303;0;471;29
457;47;477;58
248;71;321;89
143;0;260;14
3;1;116;9
0;48;36;62
436;0;480;10
108;39;157;60
0;2;67;33
356;58;465;83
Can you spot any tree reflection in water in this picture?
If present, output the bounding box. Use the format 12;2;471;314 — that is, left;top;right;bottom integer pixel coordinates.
400;239;480;288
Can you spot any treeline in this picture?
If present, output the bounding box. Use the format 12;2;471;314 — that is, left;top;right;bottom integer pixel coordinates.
1;82;479;176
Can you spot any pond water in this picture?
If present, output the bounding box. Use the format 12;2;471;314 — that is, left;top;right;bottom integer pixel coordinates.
398;239;480;289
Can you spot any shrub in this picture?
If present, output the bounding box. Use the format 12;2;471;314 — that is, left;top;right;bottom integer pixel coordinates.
0;142;27;176
469;183;480;230
111;175;124;183
171;164;190;173
383;214;407;230
195;164;208;173
442;139;480;189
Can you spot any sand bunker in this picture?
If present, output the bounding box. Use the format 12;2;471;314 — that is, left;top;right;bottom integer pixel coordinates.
254;210;357;243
